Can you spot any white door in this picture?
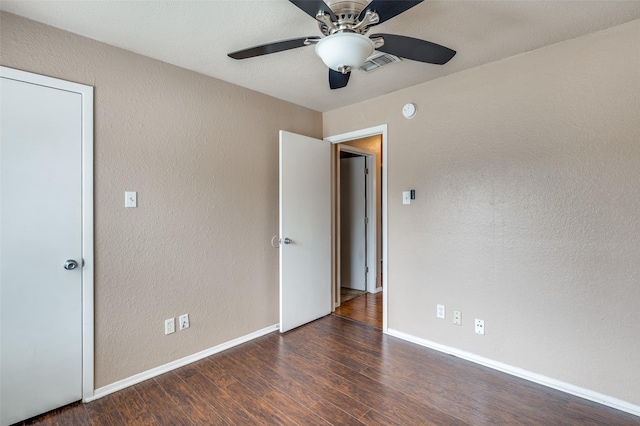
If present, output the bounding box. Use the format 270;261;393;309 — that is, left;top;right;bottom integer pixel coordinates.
1;75;83;425
279;131;331;333
340;156;367;291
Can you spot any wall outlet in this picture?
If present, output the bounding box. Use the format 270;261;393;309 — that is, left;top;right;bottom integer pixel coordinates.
165;318;175;335
436;304;445;319
475;319;485;335
179;314;189;330
453;311;462;325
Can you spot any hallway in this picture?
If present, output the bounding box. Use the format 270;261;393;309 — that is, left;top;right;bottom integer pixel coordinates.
334;291;382;329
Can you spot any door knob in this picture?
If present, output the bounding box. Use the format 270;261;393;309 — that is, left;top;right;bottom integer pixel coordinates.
283;238;292;245
64;260;78;270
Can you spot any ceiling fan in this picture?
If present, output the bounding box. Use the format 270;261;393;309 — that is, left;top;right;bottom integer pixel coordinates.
227;0;456;90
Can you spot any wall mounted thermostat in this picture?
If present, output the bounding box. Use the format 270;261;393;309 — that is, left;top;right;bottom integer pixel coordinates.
402;103;417;119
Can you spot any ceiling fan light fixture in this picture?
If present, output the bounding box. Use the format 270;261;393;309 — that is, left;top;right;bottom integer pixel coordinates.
315;32;375;72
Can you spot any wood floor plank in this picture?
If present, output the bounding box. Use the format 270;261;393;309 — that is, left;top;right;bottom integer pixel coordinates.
307;320;574;425
232;341;369;425
213;350;275;398
249;337;373;419
193;355;238;389
25;402;90;426
84;394;125;426
133;379;192;426
261;389;333;426
23;412;53;425
308;399;368;426
265;339;461;426
156;371;228;425
108;385;159;425
293;323;531;424
181;372;256;426
50;404;90;426
334;292;382;328
358;408;404;426
20;315;640;426
223;381;296;426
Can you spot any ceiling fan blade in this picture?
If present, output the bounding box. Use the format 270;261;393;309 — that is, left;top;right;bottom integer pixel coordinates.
228;37;319;60
372;33;456;65
358;0;423;25
329;69;350;90
289;0;338;21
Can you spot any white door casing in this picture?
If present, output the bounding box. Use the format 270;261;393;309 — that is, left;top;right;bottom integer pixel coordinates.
279;131;331;333
0;67;94;425
340;156;367;291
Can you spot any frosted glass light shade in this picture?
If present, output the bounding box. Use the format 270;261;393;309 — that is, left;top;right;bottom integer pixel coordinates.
315;33;375;72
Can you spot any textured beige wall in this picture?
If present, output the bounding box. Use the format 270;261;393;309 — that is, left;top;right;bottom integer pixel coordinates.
324;19;640;406
0;12;322;388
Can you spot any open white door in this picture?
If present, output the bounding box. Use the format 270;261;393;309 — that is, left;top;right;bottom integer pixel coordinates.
279;131;331;333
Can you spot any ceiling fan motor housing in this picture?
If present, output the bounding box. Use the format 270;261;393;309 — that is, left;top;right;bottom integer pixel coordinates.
315;32;375;73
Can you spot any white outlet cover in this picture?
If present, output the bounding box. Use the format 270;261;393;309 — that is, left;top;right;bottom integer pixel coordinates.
453;311;462;325
436;304;445;319
475;319;485;335
165;318;175;335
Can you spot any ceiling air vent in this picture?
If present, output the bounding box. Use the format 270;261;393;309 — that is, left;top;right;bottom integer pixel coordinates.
358;53;401;73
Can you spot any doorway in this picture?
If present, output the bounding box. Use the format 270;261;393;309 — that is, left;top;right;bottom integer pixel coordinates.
328;128;387;329
278;128;386;333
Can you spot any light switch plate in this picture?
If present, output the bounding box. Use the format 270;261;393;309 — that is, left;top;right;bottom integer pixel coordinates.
179;314;189;330
125;191;137;208
437;304;445;319
402;191;411;205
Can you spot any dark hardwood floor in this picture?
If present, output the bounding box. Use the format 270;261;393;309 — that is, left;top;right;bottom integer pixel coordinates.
18;315;639;425
334;291;383;329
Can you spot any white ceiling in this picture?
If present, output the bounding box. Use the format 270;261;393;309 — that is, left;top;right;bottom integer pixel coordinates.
3;1;640;112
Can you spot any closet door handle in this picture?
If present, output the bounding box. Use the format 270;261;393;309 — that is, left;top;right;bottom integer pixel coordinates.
64;260;78;270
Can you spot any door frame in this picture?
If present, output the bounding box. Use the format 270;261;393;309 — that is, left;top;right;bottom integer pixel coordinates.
0;66;95;401
337;145;378;296
325;125;388;331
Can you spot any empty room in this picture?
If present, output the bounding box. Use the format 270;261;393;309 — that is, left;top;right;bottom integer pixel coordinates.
1;1;639;425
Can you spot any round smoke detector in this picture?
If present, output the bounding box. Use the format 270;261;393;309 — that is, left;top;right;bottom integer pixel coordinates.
402;103;417;119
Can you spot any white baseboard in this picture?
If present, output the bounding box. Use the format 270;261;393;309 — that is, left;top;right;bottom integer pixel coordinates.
386;328;640;418
85;323;279;402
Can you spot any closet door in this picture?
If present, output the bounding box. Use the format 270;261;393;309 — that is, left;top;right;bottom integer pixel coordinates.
1;72;83;425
